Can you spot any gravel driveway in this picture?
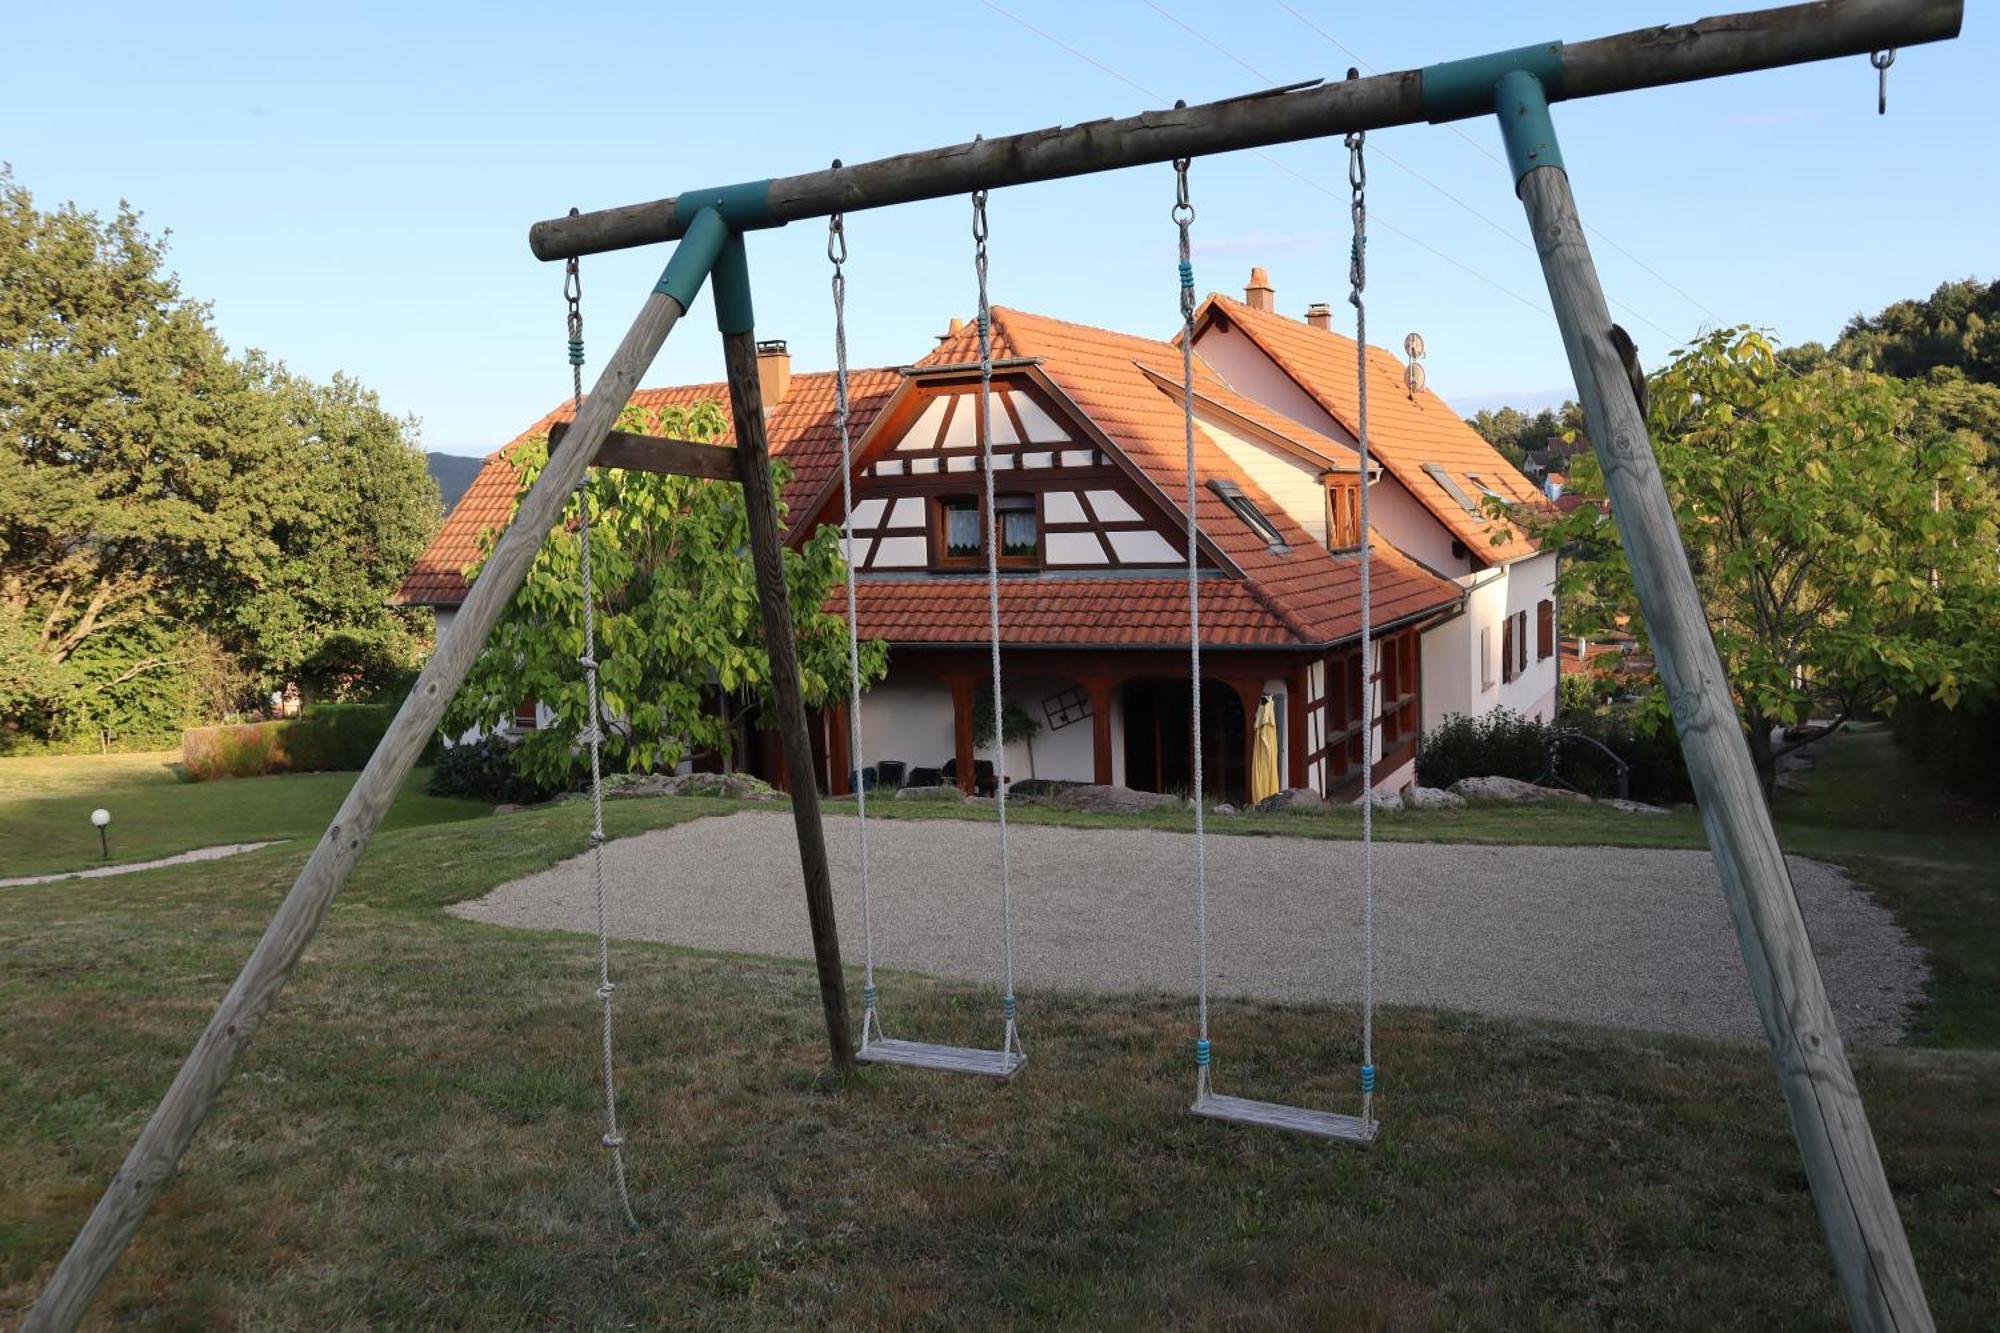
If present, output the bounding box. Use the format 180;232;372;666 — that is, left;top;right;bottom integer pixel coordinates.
452;811;1926;1045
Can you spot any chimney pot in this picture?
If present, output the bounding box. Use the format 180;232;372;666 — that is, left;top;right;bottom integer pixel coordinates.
1304;302;1333;331
938;316;966;345
1245;266;1276;313
755;339;791;407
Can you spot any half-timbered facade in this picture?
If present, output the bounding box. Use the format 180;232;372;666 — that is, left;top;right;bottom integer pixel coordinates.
396;274;1556;803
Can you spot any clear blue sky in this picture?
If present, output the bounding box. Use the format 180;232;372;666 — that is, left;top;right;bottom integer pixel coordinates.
6;2;1989;456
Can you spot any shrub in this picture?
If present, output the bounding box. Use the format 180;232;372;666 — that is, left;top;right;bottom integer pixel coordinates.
1417;705;1692;805
427;734;564;805
1891;691;2000;798
180;704;395;781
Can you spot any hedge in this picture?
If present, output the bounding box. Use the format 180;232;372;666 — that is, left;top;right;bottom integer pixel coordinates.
181;704;395;781
1417;706;1691;805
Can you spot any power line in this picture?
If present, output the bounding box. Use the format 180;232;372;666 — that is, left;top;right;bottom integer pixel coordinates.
977;0;1551;317
1140;0;1686;345
1271;0;1726;330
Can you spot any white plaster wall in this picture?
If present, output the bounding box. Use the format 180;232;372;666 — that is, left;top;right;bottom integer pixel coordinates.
855;678;957;774
1194;412;1328;545
855;669;1123;787
1499;550;1560;723
1366;473;1471;578
1420;607;1475;735
434;606;457;645
1195;324;1354;442
980;674;1101;785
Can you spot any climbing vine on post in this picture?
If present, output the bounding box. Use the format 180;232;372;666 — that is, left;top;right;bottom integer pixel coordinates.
446;399;889;789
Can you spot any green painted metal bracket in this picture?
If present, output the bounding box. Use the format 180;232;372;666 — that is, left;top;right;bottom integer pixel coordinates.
1493;69;1564;183
1420;41;1566;185
653;206;730;308
1420;41;1564;122
710;229;755;336
672;179;775;232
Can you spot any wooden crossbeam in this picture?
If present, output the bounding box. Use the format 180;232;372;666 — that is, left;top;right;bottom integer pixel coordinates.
548;419;739;482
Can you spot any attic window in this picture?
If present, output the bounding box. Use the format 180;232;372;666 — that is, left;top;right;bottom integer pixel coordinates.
1207;479;1289;553
1466;472;1505;501
1421;462;1483;516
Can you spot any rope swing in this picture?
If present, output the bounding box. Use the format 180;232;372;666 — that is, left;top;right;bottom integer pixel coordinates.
1183;145;1380;1146
839;194;1026;1080
564;236;640;1225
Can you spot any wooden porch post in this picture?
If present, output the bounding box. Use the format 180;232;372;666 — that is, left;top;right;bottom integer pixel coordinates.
1286;665;1309;790
828;701;852;797
948;674;978;793
1084;677;1117;786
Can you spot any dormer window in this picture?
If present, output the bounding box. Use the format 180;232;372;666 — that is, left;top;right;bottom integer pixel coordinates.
1207;479;1289;554
1327;474;1362;551
934;494;1039;567
1421;462;1482;516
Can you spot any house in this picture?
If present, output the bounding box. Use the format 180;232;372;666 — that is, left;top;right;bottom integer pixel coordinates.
394;271;1559;804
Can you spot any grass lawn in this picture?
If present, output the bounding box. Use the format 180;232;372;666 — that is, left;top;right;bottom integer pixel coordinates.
0;728;1994;1327
0;753;490;879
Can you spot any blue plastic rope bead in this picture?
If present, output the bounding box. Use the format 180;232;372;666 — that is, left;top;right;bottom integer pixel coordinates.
1178;260;1194;289
568;337;585;366
1195;1038;1211;1067
862;985;877;1008
1002;996;1016;1020
1361;1063;1377;1094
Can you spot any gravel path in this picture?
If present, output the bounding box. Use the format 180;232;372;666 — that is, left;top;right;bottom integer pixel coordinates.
452;812;1927;1045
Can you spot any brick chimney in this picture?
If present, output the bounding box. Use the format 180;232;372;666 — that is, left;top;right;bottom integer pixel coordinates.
1245;266;1275;312
1304;302;1333;331
755;339;791;406
938;316;965;346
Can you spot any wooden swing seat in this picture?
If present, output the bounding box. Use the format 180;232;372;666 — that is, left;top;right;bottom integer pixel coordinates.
857;1038;1027;1080
1192;1093;1378;1145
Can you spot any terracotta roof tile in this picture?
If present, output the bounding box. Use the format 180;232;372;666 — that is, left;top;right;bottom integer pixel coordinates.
844;576;1294;647
1196;294;1547;564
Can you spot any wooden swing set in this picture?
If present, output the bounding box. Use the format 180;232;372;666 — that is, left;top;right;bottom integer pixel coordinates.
25;2;1962;1330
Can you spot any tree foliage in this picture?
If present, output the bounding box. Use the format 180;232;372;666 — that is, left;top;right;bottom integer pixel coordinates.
1542;327;2000;794
445;401;888;790
1828;276;2000;386
1464;401;1591;470
0;166;436;744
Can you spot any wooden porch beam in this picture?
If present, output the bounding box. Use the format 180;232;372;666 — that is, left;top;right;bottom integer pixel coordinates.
549;419;740;482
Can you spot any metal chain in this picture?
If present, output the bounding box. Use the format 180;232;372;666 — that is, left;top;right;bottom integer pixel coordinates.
972;189;1023;1059
567;232;638;1230
1870;48;1895;115
1174;159;1212;1103
830;207;883;1049
1346;130;1378;1128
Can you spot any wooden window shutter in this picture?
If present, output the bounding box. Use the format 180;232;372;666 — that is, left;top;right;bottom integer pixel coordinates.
1501;616;1515;683
1536;599;1554;661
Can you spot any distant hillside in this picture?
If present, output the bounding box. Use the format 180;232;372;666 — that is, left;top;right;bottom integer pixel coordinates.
426;453;485;512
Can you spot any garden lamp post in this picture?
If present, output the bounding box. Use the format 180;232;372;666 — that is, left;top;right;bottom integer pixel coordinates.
90;809;110;861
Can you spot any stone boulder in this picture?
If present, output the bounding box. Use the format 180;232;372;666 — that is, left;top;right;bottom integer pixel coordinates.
1255;787;1327;814
1360;788;1402;811
894;783;967;804
1447;775;1592;804
1401;785;1466;811
1600;797;1670;815
1052;784;1181;814
1210;803;1237;816
607;771;778;801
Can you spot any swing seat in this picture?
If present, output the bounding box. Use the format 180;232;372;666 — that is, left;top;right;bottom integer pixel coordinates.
857;1038;1026;1079
1192;1093;1378;1146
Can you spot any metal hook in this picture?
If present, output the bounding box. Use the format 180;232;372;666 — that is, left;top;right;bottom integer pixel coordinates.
1870;48;1895;115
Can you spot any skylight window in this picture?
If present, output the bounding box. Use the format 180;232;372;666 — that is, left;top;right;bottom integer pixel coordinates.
1421;462;1482;516
1467;472;1506;500
1207;479;1289;553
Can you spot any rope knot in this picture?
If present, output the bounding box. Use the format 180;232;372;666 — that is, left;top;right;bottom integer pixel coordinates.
596;981;616;1001
602;1132;624;1149
588;830;606;846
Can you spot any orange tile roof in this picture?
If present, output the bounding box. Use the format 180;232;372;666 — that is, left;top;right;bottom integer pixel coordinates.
846;576;1295;647
392;372;899;606
1194;294;1548;564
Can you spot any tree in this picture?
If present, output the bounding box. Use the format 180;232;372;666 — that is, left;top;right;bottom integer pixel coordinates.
1542;327;2000;796
1828;276;2000;386
1464;400;1591;469
0;167;440;741
444;401;888;790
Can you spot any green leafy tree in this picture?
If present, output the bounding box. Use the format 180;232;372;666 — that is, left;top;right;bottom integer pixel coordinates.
445;401;888;789
1542;327;2000;796
1464;401;1591;470
1828;276;2000;385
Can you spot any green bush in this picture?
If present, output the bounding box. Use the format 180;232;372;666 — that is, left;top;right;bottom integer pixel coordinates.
1891;692;2000;798
427;734;563;805
180;704;395;781
1417;706;1691;805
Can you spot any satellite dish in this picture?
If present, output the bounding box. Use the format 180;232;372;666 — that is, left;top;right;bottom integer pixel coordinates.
1405;361;1427;396
1403;331;1426;361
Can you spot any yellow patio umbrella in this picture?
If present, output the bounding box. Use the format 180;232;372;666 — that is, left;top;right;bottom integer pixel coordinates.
1250;694;1281;805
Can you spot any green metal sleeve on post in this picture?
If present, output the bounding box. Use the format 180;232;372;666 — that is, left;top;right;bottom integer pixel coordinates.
710;229;755;336
1492;69;1564;185
1420;41;1564;122
673;179;775;232
653;206;730;308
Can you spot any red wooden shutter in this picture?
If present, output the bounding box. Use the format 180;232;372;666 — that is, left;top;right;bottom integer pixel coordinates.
1536;599;1554;660
1501;616;1515;683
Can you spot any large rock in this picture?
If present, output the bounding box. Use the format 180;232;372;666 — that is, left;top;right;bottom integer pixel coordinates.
1255;787;1327;814
1360;788;1402;811
894;783;967;804
1600;797;1670;815
1401;785;1466;811
607;771;778;801
1447;775;1592;804
1052;784;1181;814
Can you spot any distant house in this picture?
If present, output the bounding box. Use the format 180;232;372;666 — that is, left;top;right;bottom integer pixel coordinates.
395;271;1558;803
